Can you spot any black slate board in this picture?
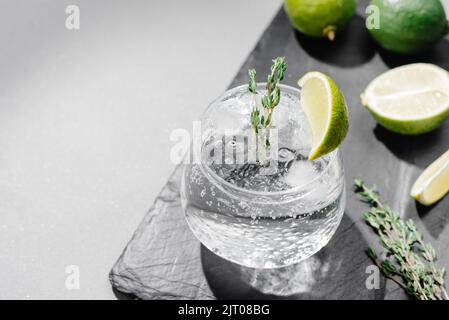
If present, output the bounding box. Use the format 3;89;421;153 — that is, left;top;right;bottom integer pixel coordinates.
110;1;449;300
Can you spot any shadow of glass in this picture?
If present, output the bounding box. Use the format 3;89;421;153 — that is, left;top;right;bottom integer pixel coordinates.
201;214;386;300
293;14;376;68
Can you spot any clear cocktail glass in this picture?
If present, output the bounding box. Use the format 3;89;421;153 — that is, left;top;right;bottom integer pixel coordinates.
180;84;345;268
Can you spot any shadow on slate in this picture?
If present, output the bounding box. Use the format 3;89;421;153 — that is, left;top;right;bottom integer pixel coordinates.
294;14;376;68
110;2;449;300
377;39;449;70
373;124;449;168
202;214;385;300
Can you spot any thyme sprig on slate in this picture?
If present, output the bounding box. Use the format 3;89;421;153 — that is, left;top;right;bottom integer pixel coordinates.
354;178;448;300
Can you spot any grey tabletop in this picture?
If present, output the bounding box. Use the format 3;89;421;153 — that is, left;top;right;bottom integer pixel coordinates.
110;1;449;300
0;0;282;299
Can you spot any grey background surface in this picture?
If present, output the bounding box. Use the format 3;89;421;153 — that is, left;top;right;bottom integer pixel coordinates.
0;0;282;299
1;0;448;300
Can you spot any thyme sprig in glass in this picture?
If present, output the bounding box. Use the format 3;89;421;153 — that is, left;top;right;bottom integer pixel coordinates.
354;178;448;300
248;69;259;136
248;57;287;148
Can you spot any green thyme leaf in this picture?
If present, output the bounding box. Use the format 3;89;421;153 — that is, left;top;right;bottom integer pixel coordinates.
354;178;448;300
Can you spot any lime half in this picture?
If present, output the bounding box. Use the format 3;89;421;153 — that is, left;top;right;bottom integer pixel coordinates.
411;149;449;206
361;63;449;135
298;71;349;160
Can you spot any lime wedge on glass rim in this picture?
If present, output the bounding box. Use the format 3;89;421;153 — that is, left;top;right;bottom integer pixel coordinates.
298;71;349;160
361;63;449;135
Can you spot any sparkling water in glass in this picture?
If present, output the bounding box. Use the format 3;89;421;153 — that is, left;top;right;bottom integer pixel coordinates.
180;84;345;268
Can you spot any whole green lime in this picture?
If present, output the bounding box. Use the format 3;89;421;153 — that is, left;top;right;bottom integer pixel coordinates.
284;0;357;40
368;0;449;54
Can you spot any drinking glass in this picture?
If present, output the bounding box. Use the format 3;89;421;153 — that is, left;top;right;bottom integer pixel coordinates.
180;84;345;268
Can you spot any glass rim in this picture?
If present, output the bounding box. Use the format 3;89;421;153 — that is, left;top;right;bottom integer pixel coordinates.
222;82;301;98
198;83;340;198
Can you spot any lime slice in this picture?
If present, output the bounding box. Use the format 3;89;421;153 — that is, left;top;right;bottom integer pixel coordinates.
298;71;349;160
411;149;449;206
361;63;449;135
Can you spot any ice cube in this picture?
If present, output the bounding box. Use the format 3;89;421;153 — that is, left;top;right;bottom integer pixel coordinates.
284;159;318;187
208;97;251;134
